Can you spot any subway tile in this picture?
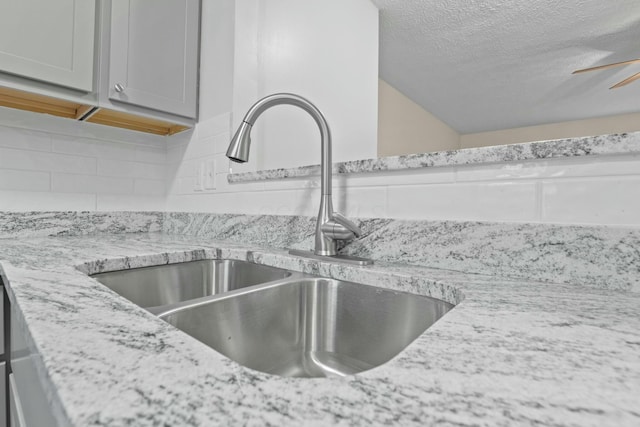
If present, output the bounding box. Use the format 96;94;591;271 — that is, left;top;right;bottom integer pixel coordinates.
0;190;95;211
536;154;640;179
338;167;455;188
0;169;50;192
97;159;165;180
456;161;551;182
52;136;167;165
175;188;319;217
456;154;640;182
168;176;197;195
387;181;538;221
134;179;166;195
52;136;130;160
182;138;217;160
173;158;200;179
0;126;52;152
51;173;134;195
97;194;165;211
541;177;640;225
0;147;96;174
198;113;231;139
244;188;320;216
334;186;387;218
165;192;242;213
134;145;167;164
166;143;188;165
211;132;232;154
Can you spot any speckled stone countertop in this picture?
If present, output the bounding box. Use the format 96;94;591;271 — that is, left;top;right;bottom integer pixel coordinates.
228;132;640;183
1;233;639;426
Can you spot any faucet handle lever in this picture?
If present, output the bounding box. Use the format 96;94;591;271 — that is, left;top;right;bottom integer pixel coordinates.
331;212;362;238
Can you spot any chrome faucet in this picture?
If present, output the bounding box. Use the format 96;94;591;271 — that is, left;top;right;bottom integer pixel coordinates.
226;93;372;265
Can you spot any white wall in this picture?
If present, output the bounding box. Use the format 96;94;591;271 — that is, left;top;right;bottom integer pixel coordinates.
231;0;379;172
0;107;166;211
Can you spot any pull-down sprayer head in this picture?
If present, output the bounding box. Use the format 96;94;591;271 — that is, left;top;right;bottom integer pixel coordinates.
226;121;253;163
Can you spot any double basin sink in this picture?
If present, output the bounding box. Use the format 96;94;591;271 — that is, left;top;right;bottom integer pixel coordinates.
92;259;453;378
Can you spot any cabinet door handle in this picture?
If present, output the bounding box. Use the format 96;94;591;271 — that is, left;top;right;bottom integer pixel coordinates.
114;83;125;93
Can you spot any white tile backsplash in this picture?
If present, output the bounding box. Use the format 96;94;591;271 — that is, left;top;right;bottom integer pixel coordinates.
51;173;134;195
0;169;50;192
337;186;388;218
134;179;166;196
338;167;455;188
0;190;96;211
0;147;97;174
211;132;233;154
197;112;231;139
0;109;169;211
97;159;165;180
542;177;640;225
387;181;538;221
52;137;134;161
2;108;640;226
160;113;640;227
96;194;165;211
0;127;52;152
456;154;640;182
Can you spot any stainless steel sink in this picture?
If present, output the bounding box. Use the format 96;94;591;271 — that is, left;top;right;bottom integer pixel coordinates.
159;278;453;378
92;260;294;309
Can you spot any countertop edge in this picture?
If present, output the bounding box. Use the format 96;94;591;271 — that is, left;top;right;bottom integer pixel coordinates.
227;131;640;183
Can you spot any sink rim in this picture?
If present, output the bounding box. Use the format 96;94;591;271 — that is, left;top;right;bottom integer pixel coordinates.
156;275;455;319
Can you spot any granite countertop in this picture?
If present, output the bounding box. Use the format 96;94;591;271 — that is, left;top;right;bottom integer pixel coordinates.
1;233;639;426
228;132;640;183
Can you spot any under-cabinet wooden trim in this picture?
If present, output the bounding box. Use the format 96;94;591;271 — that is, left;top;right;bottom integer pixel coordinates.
0;86;191;136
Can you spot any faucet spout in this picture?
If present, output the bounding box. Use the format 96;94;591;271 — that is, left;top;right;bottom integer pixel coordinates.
227;93;332;197
226;93;367;259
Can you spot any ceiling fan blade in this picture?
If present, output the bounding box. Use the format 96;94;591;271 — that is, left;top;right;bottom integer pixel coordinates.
610;71;640;89
572;58;640;74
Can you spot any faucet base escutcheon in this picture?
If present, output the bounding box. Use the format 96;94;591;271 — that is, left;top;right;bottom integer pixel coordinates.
288;249;374;266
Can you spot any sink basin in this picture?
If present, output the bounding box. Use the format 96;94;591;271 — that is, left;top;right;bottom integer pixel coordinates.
160;278;453;378
92;260;293;309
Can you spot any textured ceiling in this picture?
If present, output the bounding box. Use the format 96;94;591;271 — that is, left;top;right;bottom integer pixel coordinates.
372;0;640;133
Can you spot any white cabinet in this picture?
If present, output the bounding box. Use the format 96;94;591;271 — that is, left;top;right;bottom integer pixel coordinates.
0;0;96;92
0;0;200;134
107;0;199;118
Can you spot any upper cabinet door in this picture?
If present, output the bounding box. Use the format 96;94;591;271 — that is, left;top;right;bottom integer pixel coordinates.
0;0;95;92
109;0;199;119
